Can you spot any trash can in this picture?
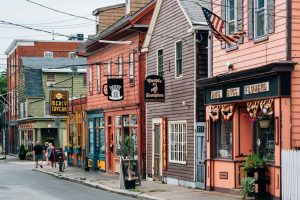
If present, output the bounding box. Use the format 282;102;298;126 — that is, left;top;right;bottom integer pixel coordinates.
84;156;89;171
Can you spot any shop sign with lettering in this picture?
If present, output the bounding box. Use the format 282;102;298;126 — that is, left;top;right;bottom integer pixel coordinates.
144;75;165;102
226;87;240;97
49;90;69;116
244;82;269;95
211;90;222;99
103;78;124;101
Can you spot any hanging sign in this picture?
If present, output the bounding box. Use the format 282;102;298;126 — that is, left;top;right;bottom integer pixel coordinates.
49;90;69;116
144;75;165;102
102;78;124;101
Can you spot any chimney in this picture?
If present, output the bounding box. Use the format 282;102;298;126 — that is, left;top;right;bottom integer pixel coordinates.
93;4;125;34
125;0;153;15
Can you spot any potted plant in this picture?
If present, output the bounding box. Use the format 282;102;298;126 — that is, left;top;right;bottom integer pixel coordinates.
241;177;256;199
242;153;266;175
73;145;81;154
122;135;136;189
64;144;73;153
18;144;27;160
257;109;272;129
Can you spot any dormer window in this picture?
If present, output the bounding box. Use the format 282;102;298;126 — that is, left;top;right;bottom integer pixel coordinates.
44;51;53;58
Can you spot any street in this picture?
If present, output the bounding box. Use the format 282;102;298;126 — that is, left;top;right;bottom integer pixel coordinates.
0;157;135;200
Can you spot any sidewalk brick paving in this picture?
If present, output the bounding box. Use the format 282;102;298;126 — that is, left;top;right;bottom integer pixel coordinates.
33;163;242;200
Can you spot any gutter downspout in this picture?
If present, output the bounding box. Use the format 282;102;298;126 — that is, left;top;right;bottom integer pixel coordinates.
208;32;212;78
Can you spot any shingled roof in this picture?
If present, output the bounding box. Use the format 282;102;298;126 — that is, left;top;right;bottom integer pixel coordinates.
21;57;87;98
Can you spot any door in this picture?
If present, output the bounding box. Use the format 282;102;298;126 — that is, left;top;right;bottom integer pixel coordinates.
153;124;161;181
196;122;206;189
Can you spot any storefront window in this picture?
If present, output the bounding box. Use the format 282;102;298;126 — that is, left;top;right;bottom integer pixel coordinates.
116;116;122;126
88;120;94;153
116;128;122;156
216;119;233;159
123;115;129;127
131;127;138;159
255;119;275;163
100;128;105;155
130;115;137;125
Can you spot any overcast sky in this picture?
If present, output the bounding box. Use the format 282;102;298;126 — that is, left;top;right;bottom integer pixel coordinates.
0;0;125;70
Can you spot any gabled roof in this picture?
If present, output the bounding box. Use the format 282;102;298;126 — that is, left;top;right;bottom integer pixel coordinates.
142;0;209;52
77;0;157;53
21;57;87;98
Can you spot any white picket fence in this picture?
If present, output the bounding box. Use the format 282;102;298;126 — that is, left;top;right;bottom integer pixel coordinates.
282;150;300;200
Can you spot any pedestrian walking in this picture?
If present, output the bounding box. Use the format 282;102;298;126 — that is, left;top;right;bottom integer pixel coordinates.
44;142;49;165
33;141;44;168
48;143;55;168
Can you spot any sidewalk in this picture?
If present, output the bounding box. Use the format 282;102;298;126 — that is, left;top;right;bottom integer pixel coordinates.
34;164;242;200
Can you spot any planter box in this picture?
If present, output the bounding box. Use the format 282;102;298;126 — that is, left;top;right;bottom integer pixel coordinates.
124;180;136;189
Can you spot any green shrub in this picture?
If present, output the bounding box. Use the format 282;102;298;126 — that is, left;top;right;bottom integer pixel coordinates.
18;145;27;160
241;177;255;199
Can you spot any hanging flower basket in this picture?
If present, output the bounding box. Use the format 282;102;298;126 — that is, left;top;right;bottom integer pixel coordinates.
259;119;270;128
221;104;234;121
209;105;220;122
247;101;259;119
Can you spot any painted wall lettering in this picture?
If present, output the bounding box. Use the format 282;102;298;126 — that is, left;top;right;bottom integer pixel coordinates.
226;87;240;97
244;82;269;95
211;90;222;99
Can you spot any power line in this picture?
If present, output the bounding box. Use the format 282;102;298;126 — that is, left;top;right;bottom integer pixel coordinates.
25;0;99;23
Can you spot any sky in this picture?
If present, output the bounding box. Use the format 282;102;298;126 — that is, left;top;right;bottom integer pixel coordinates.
0;0;125;70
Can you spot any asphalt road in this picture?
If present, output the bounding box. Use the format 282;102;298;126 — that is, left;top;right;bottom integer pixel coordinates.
0;157;136;200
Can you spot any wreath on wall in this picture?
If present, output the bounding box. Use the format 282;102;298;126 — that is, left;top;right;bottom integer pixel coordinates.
209;105;220;122
221;104;234;121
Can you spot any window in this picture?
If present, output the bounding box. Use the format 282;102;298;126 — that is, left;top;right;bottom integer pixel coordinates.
44;51;53;58
157;49;164;77
118;57;123;78
129;53;134;85
89;67;93;95
69;52;77;58
88;119;94;153
216;119;233;159
168;121;187;164
116;116;122;156
255;119;275;163
226;0;236;35
46;74;55;82
97;65;101;93
175;41;183;78
45;101;49;116
83;75;87;86
254;0;267;38
107;61;111;79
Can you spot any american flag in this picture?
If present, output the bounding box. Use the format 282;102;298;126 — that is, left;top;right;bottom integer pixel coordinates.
202;7;245;46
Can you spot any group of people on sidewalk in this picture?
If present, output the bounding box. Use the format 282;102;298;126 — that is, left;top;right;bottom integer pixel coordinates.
33;141;56;168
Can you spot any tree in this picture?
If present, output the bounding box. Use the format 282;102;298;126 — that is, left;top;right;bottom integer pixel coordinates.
0;70;7;149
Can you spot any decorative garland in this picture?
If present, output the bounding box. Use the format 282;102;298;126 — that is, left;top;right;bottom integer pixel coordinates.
209;105;220;122
221;104;234;121
246;101;260;118
259;99;274;116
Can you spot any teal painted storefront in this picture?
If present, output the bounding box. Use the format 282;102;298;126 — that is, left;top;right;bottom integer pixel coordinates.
87;111;106;171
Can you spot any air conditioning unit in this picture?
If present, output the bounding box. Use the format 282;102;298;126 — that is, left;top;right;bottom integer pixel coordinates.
47;82;55;87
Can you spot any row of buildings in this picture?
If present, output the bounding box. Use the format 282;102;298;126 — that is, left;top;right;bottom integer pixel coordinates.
4;0;300;199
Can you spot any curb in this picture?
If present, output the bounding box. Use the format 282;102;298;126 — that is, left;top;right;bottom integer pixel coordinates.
34;169;163;200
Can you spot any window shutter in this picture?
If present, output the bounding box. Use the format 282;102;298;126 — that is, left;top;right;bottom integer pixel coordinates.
237;0;244;44
267;0;275;34
221;0;226;49
247;0;254;40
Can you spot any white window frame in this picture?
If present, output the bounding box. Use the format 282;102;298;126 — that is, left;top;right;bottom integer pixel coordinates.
168;120;187;164
118;57;123;78
129;52;134;86
44;101;50;116
175;41;183;78
107;61;111;79
69;52;77;58
157;49;164;77
254;0;267;39
97;65;101;93
89;67;93;95
226;0;237;36
44;51;53;58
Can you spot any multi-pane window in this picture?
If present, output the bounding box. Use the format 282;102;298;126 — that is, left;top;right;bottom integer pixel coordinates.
45;101;49;116
89;67;93;95
255;0;267;38
83;75;87;86
157;49;164;77
97;65;101;93
175;41;183;77
88;119;94;153
44;51;53;58
69;52;77;58
118;57;123;78
107;61;111;79
226;0;235;35
169;121;187;164
216;119;233;159
129;53;134;85
46;74;55;82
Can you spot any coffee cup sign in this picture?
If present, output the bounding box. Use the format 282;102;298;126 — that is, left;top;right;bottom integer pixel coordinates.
103;79;124;101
